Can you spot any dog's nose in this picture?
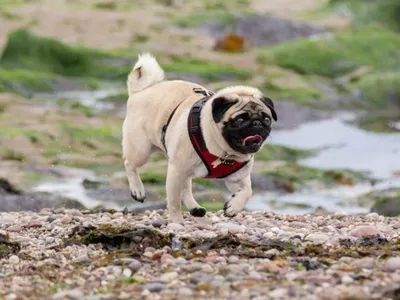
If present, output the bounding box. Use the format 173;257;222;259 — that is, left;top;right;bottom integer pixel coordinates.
252;120;262;128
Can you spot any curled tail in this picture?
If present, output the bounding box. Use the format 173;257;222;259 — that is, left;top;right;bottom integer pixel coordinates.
127;53;165;96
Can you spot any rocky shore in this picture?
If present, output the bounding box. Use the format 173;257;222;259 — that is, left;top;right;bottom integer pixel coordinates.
1;209;400;299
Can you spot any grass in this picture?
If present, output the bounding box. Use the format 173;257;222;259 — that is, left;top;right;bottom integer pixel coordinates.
349;72;400;108
257;28;400;78
328;0;400;31
168;10;240;28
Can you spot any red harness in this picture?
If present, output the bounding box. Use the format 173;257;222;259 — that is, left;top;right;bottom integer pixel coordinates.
187;94;249;179
161;88;249;179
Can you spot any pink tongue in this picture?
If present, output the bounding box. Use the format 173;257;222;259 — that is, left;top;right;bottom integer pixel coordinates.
242;135;263;146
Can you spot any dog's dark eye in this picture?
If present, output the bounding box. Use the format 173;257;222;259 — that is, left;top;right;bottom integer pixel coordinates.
235;118;244;125
264;117;271;125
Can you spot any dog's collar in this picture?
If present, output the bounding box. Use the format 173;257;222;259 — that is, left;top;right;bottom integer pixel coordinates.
187;94;250;179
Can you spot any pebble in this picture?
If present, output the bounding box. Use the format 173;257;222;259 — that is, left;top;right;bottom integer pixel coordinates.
159;271;179;282
215;223;247;233
7;225;22;232
228;255;240;264
178;287;193;296
167;222;184;231
122;268;132;278
351;226;380;238
382;257;400;272
61;215;73;224
269;288;287;298
143;283;165;293
152;219;167;228
8;255;20;265
341;275;354;284
305;233;330;244
45;236;55;244
354;257;376;269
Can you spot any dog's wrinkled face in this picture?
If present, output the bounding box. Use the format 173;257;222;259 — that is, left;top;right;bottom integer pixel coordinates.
212;95;278;154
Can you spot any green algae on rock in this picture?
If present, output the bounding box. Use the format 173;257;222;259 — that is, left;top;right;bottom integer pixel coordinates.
257;29;400;78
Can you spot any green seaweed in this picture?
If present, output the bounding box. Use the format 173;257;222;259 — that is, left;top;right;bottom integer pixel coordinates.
257;29;400;78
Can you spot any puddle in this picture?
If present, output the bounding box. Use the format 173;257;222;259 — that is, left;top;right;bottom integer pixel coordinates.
248;112;400;214
36;89;119;113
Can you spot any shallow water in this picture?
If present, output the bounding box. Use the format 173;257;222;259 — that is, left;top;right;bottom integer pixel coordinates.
248;113;400;214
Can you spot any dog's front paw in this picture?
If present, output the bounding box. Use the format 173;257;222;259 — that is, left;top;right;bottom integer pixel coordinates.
223;201;242;217
130;187;146;203
190;207;207;217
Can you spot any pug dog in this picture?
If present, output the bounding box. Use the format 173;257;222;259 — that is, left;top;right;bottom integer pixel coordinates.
122;53;277;223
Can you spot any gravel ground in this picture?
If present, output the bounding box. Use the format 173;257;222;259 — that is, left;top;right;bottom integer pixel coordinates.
1;209;400;300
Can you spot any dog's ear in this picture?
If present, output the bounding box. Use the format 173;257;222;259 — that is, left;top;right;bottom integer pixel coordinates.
261;96;278;122
212;97;238;123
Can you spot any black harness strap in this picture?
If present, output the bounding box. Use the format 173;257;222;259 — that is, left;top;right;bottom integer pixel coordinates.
161;88;215;153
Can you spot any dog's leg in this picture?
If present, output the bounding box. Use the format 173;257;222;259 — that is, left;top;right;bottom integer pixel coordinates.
166;165;186;223
122;131;151;203
182;178;206;217
223;175;252;217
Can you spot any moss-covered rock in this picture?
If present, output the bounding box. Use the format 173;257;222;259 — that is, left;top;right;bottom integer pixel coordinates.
255;144;312;163
0;68;54;94
328;0;400;31
257;29;400;78
263;163;366;190
349;72;400;108
369;188;400;217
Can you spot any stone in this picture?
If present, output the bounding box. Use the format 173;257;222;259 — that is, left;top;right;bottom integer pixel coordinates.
215;223;246;233
7;225;22;232
45;236;55;244
228;255;240;264
167;223;184;231
8;255;19;265
305;233;330;244
351;226;380;238
159;271;179;282
61;215;73;224
354;257;376;269
143;283;165;293
122;268;132;278
382;257;400;272
152;219;167;228
178;287;193;296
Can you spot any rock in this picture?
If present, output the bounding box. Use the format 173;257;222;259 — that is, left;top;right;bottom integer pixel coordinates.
159;271;179;282
265;249;280;258
167;223;184;231
122;268;132;278
354;257;376;269
45;236;55;244
341;275;354;284
228;256;239;264
351;226;380;238
61;215;73;224
152;219;167;228
143;283;165;293
370;190;400;217
7;225;22;232
8;255;19;264
215;223;246;233
269;288;287;298
305;233;330;244
178;287;193;296
382;257;400;272
52;289;84;300
203;14;325;47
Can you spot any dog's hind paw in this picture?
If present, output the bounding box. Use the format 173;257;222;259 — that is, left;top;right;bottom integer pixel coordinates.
189;207;207;217
130;191;146;203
